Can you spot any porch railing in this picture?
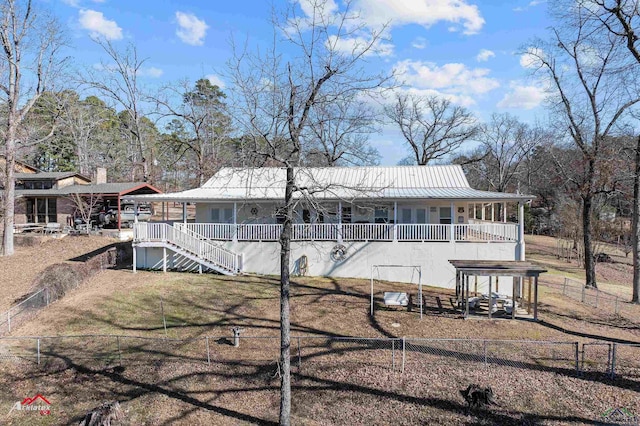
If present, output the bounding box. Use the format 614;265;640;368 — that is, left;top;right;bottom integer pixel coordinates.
167;222;518;243
133;223;240;273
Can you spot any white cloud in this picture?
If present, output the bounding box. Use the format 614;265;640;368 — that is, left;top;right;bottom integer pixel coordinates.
513;0;546;12
411;37;427;49
497;82;546;109
476;49;495;62
206;74;226;89
327;34;394;57
62;0;81;7
175;11;208;46
393;59;500;106
138;67;164;78
78;9;122;40
353;0;485;35
520;47;544;68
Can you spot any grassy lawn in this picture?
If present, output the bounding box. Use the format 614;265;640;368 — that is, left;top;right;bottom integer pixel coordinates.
1;236;640;425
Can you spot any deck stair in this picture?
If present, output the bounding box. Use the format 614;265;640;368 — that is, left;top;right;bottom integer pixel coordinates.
133;223;241;276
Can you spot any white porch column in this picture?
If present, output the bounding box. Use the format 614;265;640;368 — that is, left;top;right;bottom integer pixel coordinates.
232;202;238;242
491;203;495;222
518;201;525;261
337;201;343;243
133;201;138;224
182;203;187;224
473;203;477;221
393;201;398;241
163;247;167;273
503;203;507;223
481;204;485;221
450;201;455;242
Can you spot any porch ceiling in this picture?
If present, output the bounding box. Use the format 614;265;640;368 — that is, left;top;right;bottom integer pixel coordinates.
124;187;534;204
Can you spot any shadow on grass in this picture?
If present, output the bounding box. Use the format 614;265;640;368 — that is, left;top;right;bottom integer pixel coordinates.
13;350;621;426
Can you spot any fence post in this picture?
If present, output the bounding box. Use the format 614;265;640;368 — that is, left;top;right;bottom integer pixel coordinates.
116;336;122;366
297;337;301;372
37;338;40;366
575;342;580;375
205;337;211;366
392;339;395;371
161;298;168;337
610;343;617;379
401;337;406;373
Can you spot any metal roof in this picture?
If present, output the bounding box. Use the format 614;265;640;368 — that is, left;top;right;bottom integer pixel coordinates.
126;165;535;203
15;172;90;181
16;182;161;198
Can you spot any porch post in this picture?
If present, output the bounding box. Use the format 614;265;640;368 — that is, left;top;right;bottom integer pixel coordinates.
393;201;398;241
450;201;455;242
481;203;485;221
133;201;138;224
533;275;539;320
491;203;495;222
182;202;187;224
503;202;507;223
117;197;122;231
161;202;165;222
337;201;343;243
233;202;238;242
473;203;477;221
518;201;525;261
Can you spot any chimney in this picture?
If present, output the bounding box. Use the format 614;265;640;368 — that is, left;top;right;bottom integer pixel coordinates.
95;167;107;184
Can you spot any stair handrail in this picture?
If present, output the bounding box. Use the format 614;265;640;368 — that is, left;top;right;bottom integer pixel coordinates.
170;223;240;273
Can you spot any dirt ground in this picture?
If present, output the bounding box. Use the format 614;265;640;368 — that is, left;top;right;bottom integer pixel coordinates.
0;234;119;312
0;234;639;425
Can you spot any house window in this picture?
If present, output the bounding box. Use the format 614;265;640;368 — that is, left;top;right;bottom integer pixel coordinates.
47;198;57;223
211;208;233;223
416;208;427;224
341;206;352;224
401;208;411;224
439;207;452;224
374;207;388;224
302;209;311;224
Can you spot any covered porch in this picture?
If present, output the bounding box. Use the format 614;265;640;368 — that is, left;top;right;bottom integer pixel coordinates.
132;198;527;245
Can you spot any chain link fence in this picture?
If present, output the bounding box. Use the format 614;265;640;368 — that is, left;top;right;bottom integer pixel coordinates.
0;288;51;334
0;334;623;375
560;277;636;317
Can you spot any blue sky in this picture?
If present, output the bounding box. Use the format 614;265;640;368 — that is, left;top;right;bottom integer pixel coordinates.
54;0;552;165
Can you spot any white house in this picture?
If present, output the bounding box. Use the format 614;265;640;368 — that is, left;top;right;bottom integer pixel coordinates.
128;165;533;289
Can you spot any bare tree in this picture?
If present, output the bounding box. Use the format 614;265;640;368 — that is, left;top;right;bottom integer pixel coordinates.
384;93;478;165
469;113;545;192
527;4;640;288
83;40;151;182
227;0;391;423
581;0;640;301
153;78;232;185
0;0;67;256
67;192;102;233
304;91;380;166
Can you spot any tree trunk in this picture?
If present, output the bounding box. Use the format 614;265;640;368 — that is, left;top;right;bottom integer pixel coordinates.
632;136;640;303
2;122;17;256
278;166;293;425
583;160;596;288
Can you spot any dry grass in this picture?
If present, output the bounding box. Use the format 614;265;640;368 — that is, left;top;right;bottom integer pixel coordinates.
0;235;119;312
1;235;640;424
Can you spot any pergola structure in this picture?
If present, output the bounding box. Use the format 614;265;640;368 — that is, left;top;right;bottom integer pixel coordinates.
449;260;547;320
